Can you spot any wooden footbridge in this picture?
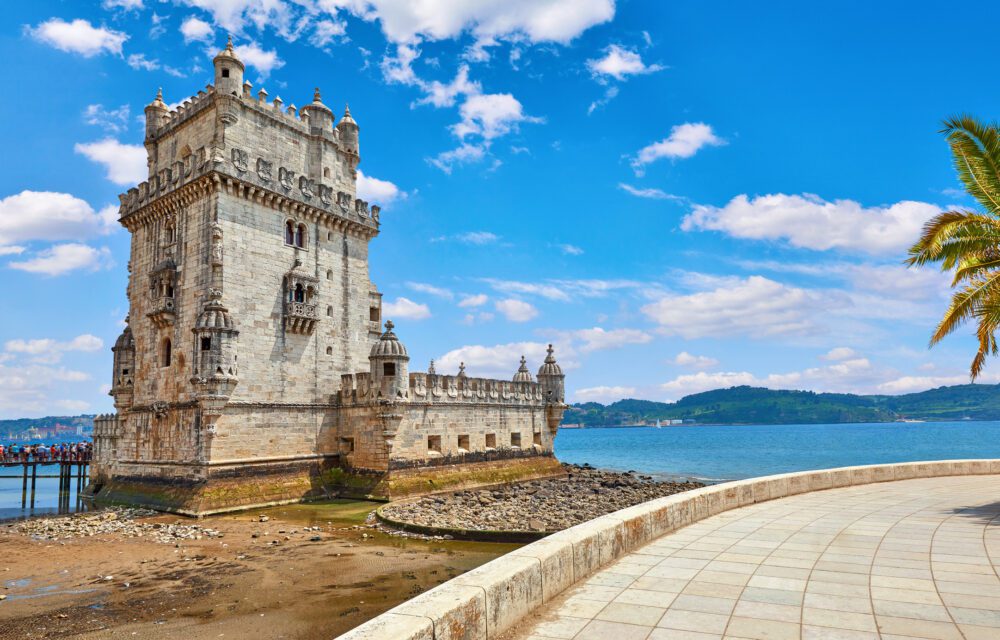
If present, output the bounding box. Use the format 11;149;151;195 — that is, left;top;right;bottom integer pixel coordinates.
1;458;90;512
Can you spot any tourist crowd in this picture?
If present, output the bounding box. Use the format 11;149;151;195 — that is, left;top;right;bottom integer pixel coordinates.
0;442;93;463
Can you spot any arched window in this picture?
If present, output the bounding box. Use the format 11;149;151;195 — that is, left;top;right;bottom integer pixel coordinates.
285;221;295;245
164;224;175;244
294;283;305;303
295;224;306;248
326;346;333;355
162;339;172;367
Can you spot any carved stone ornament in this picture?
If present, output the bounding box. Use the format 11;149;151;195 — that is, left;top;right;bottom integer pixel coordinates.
256;157;272;182
299;176;314;199
231;148;249;172
151;401;169;419
319;184;333;206
211;223;223;266
279;167;294;190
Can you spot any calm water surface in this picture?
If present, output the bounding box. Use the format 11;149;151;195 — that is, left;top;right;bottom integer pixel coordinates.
0;463;90;520
553;421;1000;482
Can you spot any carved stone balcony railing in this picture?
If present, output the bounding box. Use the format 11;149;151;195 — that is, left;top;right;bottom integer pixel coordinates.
147;296;176;328
284;301;318;334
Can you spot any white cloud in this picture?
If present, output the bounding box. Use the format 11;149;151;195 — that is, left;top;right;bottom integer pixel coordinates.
382;296;431;320
179;0;297;37
0;362;93;417
587;85;619;115
180;16;214;43
9;244;113;276
642;275;829;339
103;0;143;9
459;294;489;308
83;104;130;133
569;327;652;353
558;244;584;256
406;282;453;299
436;341;554;379
5;334;103;364
484;279;569;301
452;93;542;140
338;0;615;46
674;352;719;369
462;311;495;325
27;18;127;57
0;191;118;246
415;64;480;108
356;170;406;205
618;183;686;201
495;298;538;322
433;230;500;245
127;53;159;71
0;246;25;256
310;18;348;47
822;347;857;361
587;44;663;80
632;123;724;174
683;193;941;256
875;375;972;394
428;143;487;173
74;139;147;185
574;386;637;403
234;42;285;76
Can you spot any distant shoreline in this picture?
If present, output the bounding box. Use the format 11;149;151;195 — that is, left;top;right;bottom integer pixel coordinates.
560;419;984;429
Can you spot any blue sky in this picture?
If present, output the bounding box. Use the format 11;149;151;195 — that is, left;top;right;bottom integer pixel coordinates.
0;0;996;418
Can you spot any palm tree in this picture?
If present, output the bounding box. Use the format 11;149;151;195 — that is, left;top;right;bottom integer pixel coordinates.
907;115;1000;378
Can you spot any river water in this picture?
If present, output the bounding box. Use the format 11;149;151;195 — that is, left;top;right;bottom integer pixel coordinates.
553;420;1000;482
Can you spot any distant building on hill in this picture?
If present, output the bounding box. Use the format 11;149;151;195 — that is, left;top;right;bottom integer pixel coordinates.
89;41;567;515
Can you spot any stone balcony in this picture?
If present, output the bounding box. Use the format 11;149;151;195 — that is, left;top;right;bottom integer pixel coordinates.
284;301;318;334
147;296;176;328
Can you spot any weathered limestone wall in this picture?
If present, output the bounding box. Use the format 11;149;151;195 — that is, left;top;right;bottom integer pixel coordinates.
210;404;338;460
392;404;550;462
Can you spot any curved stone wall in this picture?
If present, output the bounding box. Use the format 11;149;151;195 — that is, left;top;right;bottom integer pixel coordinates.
335;459;1000;640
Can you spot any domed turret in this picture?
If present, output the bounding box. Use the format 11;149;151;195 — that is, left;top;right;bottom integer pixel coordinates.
369;320;410;400
537;344;565;403
513;355;534;383
301;87;333;133
144;87;169;139
213;36;244;96
191;290;239;386
110;320;136;410
337;103;359;155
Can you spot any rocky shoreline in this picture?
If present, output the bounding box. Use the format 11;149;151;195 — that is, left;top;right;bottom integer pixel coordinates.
9;507;225;543
379;464;703;533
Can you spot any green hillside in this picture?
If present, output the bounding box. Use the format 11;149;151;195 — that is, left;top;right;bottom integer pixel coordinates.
565;384;1000;426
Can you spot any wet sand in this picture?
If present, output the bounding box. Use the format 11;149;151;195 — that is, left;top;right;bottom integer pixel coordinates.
0;500;518;639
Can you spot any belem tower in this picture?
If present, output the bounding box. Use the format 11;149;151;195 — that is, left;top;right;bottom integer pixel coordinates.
88;40;568;515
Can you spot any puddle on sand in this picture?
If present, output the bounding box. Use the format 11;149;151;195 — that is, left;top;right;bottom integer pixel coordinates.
5;585;98;602
235;499;380;528
5;578;32;589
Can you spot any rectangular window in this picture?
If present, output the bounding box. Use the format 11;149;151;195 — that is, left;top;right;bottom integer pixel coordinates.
370;306;380;322
457;434;470;451
485;433;496;449
201;337;212;351
533;431;542;446
339;437;355;453
383;362;396;376
510;432;521;448
428;435;441;453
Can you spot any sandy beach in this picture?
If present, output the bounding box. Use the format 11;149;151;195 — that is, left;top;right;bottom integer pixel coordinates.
0;500;516;639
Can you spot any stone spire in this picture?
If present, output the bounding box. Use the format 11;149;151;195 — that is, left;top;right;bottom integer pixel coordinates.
213;35;244;96
428;359;436;375
458;362;467;378
513;355;534;383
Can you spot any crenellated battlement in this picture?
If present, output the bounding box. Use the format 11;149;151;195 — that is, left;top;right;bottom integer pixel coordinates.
337;371;547;407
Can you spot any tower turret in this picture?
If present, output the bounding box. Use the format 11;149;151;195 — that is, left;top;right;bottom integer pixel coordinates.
144;88;168;139
537;344;565;404
110;319;135;410
190;289;240;394
369;320;409;400
301;87;333;134
213;36;244;96
337;103;359;156
513;355;534;383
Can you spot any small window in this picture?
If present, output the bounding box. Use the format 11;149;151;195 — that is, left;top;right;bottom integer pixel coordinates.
162;339;172;367
200;337;212;351
326;269;333;280
533;431;542;446
222;68;230;78
166;285;174;298
295;224;306;249
369;307;380;322
427;435;441;453
383;362;396;376
340;437;355;453
326;346;333;355
457;434;470;451
285;221;295;245
327;231;333;241
293;283;305;303
323;167;331;178
485;433;496;449
326;305;333;317
510;432;521;448
121;368;130;376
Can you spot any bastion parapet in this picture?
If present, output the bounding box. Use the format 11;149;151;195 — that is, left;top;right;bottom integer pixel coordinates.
87;41;567;515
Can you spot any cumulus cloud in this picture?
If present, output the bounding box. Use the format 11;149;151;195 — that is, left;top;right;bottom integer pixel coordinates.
0;361;93;417
568;327;652;353
5;334;103;364
357;170;405;206
495;298;538;322
406;282;453;299
428;143;487;173
382;296;431;320
75;139;147;185
180;16;214;43
642;275;829;339
821;347;857;361
9;244;113;276
459;294;489;308
673;352;719;369
0;191;117;246
83;104;130;133
632;123;724;174
310;18;348;47
103;0;143;9
452;93;542;140
575;386;637;403
415;64;481;108
587;44;663;80
234;42;285;76
683;193;941;256
27;18;127;57
436;341;555;379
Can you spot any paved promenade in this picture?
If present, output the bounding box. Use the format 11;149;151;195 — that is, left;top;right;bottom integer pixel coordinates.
512;475;1000;640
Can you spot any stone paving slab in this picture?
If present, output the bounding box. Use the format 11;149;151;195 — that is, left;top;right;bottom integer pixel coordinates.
511;476;1000;640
